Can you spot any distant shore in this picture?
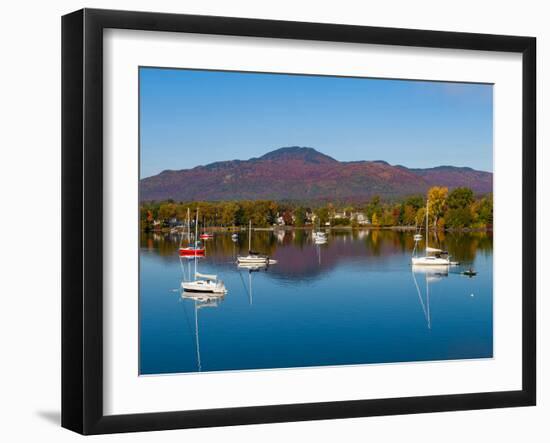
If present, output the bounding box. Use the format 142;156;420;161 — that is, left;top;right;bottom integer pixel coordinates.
144;225;492;234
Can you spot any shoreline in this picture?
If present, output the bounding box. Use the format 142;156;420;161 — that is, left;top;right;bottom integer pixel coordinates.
144;225;492;234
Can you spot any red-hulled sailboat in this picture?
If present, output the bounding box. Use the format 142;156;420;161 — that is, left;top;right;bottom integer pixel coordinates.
199;232;214;239
179;208;205;257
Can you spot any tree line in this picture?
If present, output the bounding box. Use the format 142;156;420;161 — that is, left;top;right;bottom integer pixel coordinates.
140;186;492;231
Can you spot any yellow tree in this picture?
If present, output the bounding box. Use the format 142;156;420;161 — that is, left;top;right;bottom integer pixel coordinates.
403;204;416;226
158;202;177;221
427;186;448;229
415;207;426;227
175;204;189;222
220;202;239;227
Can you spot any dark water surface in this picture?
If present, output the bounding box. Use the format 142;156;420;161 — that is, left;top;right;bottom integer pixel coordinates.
139;229;493;375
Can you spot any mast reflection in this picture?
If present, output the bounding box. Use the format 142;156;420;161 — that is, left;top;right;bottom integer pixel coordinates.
180;291;225;372
237;262;268;305
411;265;449;329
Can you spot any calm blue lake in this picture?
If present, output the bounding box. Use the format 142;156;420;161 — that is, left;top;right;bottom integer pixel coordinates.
139;229;493;375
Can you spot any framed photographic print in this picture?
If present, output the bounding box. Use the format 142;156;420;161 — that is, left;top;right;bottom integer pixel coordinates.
61;8;536;434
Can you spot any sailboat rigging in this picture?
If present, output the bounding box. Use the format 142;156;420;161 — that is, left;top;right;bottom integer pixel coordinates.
236;220;273;265
179;207;206;257
411;199;451;266
181;209;227;294
313;217;327;244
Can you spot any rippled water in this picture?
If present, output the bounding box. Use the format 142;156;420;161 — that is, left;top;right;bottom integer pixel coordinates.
139;229;493;375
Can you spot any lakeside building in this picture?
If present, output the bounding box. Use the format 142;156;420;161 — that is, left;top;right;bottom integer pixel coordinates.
351;212;370;225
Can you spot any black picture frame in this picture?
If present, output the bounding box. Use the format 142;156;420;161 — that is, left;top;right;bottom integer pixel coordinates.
62;8;536;435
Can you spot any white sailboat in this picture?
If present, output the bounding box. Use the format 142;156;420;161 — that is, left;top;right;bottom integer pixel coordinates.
182;209;227;294
411;199;450;266
312;218;327;244
314;232;327;244
182;273;227;294
237;220;270;265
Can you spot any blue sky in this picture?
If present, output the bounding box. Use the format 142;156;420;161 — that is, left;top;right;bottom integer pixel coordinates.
139;67;493;178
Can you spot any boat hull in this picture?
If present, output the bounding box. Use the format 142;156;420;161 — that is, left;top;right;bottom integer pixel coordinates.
411;257;450;266
179;248;205;257
182;287;221;293
237;256;269;264
181;281;226;294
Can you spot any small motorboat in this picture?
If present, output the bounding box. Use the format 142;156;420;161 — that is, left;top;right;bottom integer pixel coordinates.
462;268;478;277
231;233;239;241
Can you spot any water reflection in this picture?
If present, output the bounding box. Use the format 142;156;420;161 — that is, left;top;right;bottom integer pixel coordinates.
180;290;225;372
411;265;449;329
140;228;493;374
237;264;268;305
142;229;492;280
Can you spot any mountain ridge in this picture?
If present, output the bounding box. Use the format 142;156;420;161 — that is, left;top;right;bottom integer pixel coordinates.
140;146;493;202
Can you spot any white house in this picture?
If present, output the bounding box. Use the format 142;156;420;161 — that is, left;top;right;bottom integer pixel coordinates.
351;212;370;225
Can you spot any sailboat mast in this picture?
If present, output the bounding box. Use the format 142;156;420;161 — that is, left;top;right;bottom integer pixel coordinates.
187;207;190;239
194;208;199;276
249;220;252;252
425;198;429;252
178;209;188;249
